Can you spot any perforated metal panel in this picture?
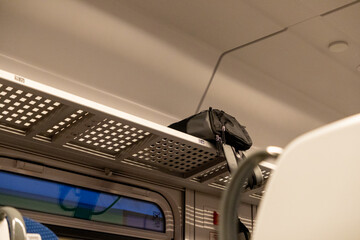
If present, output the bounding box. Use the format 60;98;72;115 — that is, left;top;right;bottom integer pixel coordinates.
70;118;153;155
261;168;271;180
192;162;228;182
40;109;89;138
0;70;220;179
206;165;273;192
129;137;217;173
0;83;62;133
209;173;233;189
0;70;274;206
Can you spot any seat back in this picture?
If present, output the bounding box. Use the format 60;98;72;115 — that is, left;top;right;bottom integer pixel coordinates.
253;114;360;240
24;217;58;240
0;206;27;240
0;207;58;240
0;212;11;240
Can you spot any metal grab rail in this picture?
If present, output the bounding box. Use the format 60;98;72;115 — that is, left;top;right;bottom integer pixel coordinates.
0;206;27;240
219;147;282;240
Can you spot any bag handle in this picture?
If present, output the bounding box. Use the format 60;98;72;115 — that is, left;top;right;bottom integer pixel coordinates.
222;144;238;174
222;144;264;189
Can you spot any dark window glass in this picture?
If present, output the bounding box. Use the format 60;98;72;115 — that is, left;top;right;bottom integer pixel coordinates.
0;171;164;232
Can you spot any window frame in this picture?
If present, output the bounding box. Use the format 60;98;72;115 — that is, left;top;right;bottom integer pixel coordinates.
0;158;174;240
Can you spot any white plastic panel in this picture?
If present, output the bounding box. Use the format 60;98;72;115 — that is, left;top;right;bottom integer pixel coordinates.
0;218;10;240
253;114;360;240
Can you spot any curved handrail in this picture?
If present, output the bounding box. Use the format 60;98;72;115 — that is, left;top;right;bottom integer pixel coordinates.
219;147;282;240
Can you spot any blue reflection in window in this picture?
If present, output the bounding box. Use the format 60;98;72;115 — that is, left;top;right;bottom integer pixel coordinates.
0;171;164;232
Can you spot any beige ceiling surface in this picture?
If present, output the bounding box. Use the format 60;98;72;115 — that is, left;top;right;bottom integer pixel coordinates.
118;0;356;50
298;0;356;13
199;54;327;148
117;0;284;51
323;2;360;45
0;0;219;124
200;1;360;147
229;31;359;113
0;0;358;148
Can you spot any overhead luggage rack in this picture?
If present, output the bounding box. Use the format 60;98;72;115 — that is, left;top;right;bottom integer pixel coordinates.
0;70;271;201
0;70;223;179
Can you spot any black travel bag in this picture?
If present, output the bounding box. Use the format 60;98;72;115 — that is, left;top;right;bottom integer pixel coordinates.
171;108;254;174
169;108;262;188
168;107;252;151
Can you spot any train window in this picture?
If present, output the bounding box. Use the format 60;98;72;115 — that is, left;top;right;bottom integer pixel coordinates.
0;171;165;233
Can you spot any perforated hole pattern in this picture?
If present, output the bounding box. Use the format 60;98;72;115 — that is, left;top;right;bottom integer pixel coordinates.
216;174;231;184
130;137;217;173
261;168;272;180
72;118;152;155
192;163;227;181
0;83;61;131
210;173;250;190
210;166;273;189
42;110;89;138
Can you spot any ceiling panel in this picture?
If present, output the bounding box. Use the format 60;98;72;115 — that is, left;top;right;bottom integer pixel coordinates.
298;0;356;14
199;55;325;148
322;1;360;45
199;7;360;148
115;0;284;50
247;0;317;26
119;0;357;51
0;0;220;124
227;26;360;116
290;15;360;76
249;0;357;26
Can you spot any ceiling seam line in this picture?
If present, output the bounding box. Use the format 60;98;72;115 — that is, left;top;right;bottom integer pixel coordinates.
195;28;287;113
278;0;360;29
255;0;359;35
320;0;360;17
